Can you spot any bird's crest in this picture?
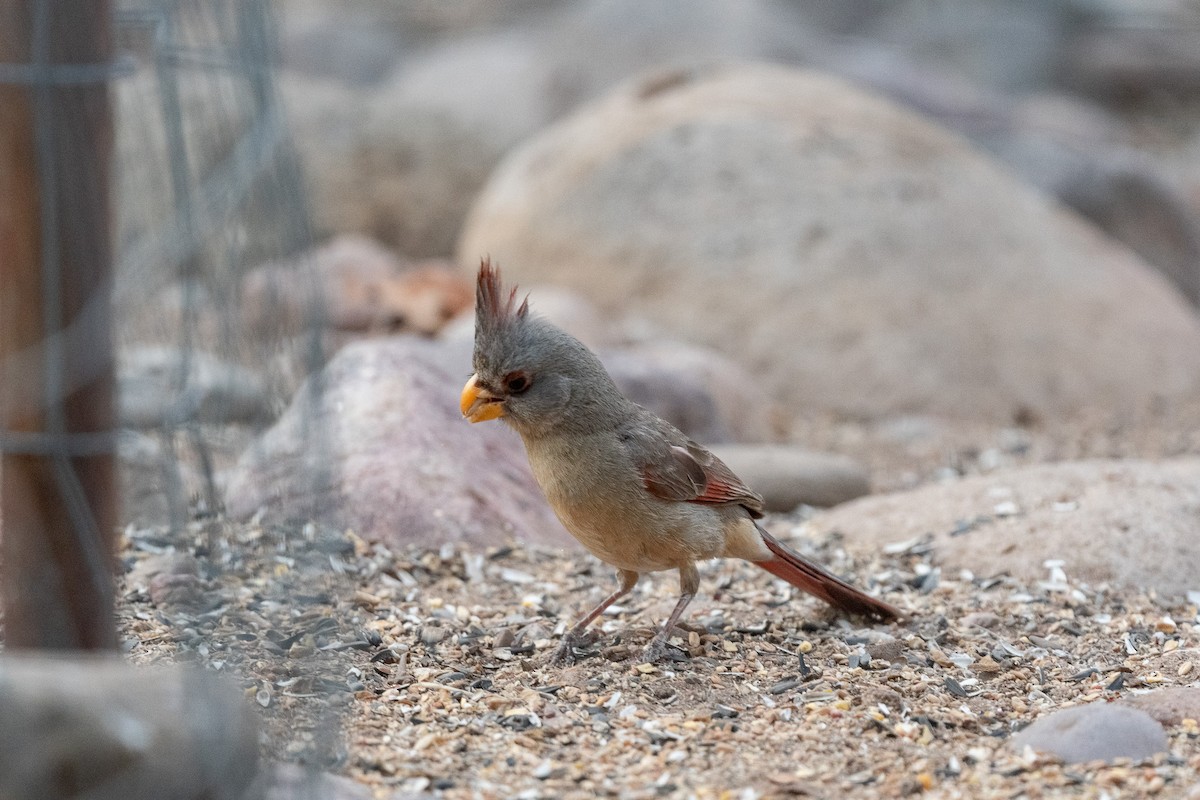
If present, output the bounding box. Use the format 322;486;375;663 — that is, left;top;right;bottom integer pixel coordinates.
475;257;529;334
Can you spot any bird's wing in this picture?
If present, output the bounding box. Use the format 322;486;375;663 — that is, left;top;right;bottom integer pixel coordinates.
631;418;765;517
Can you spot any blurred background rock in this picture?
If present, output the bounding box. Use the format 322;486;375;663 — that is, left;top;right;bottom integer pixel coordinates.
225;0;1200;581
272;0;1200;303
99;0;1200;595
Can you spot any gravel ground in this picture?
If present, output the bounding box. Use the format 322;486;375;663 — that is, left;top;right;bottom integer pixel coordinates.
116;423;1200;800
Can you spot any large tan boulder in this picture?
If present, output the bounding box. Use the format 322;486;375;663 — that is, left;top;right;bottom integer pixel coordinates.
458;64;1200;422
803;458;1200;596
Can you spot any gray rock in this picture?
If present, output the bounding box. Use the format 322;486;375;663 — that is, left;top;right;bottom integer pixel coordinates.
806;458;1200;596
935;90;1200;310
0;656;258;800
261;762;437;800
1011;703;1167;764
285;0;818;259
709;445;870;510
118;431;202;528
242;234;403;337
281;72;510;259
277;5;407;85
263;764;379;800
865;0;1071;94
119;346;273;428
521;285;617;350
537;0;812;112
459;64;1200;423
223;337;574;550
440;282;618;353
1061;10;1200;97
600;342;775;444
803;42;1200;309
376;28;558;155
1122;687;1200;728
1058;159;1200;309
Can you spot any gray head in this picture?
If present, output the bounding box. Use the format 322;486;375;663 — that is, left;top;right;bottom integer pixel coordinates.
460;259;628;437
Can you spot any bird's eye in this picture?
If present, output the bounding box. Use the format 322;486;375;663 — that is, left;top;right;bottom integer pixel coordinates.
504;371;530;394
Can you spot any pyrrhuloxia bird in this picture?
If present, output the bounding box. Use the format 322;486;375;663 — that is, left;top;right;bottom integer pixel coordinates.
461;259;899;663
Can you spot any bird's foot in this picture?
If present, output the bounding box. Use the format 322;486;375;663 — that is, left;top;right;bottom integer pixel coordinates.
549;629;600;666
640;636;670;664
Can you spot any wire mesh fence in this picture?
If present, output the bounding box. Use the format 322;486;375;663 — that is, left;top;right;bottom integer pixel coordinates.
1;0;336;792
111;0;324;516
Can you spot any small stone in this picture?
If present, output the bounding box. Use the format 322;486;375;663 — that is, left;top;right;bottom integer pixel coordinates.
963;611;1001;629
975;655;1003;673
127;552;199;590
147;573;207;609
993;500;1020;517
420;626;448;646
119;346;272;427
965;747;990;764
708;445;871;510
1011;703;1167;763
866;638;905;663
499;568;536;585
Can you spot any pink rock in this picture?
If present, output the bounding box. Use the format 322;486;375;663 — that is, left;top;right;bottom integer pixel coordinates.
599;341;775;444
223;337;573;550
242;235;473;338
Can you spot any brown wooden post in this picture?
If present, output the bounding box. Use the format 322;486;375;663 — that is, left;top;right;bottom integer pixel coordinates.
0;0;117;649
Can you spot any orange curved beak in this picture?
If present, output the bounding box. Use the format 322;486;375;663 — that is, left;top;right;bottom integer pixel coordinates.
460;374;506;423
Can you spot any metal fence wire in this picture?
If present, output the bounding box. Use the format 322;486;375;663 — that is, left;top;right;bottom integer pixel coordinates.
110;0;325;524
1;0;335;788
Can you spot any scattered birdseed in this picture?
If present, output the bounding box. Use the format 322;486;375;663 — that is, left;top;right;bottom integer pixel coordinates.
114;435;1200;800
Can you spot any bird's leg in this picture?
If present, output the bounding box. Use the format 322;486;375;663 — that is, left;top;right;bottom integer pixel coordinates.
551;569;639;665
642;563;699;663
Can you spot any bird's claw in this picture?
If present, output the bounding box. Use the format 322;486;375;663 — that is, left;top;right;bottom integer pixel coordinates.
549;641;579;666
549;629;600;665
640;637;669;664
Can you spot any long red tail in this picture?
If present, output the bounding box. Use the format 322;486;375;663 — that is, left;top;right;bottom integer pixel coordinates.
754;526;900;622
